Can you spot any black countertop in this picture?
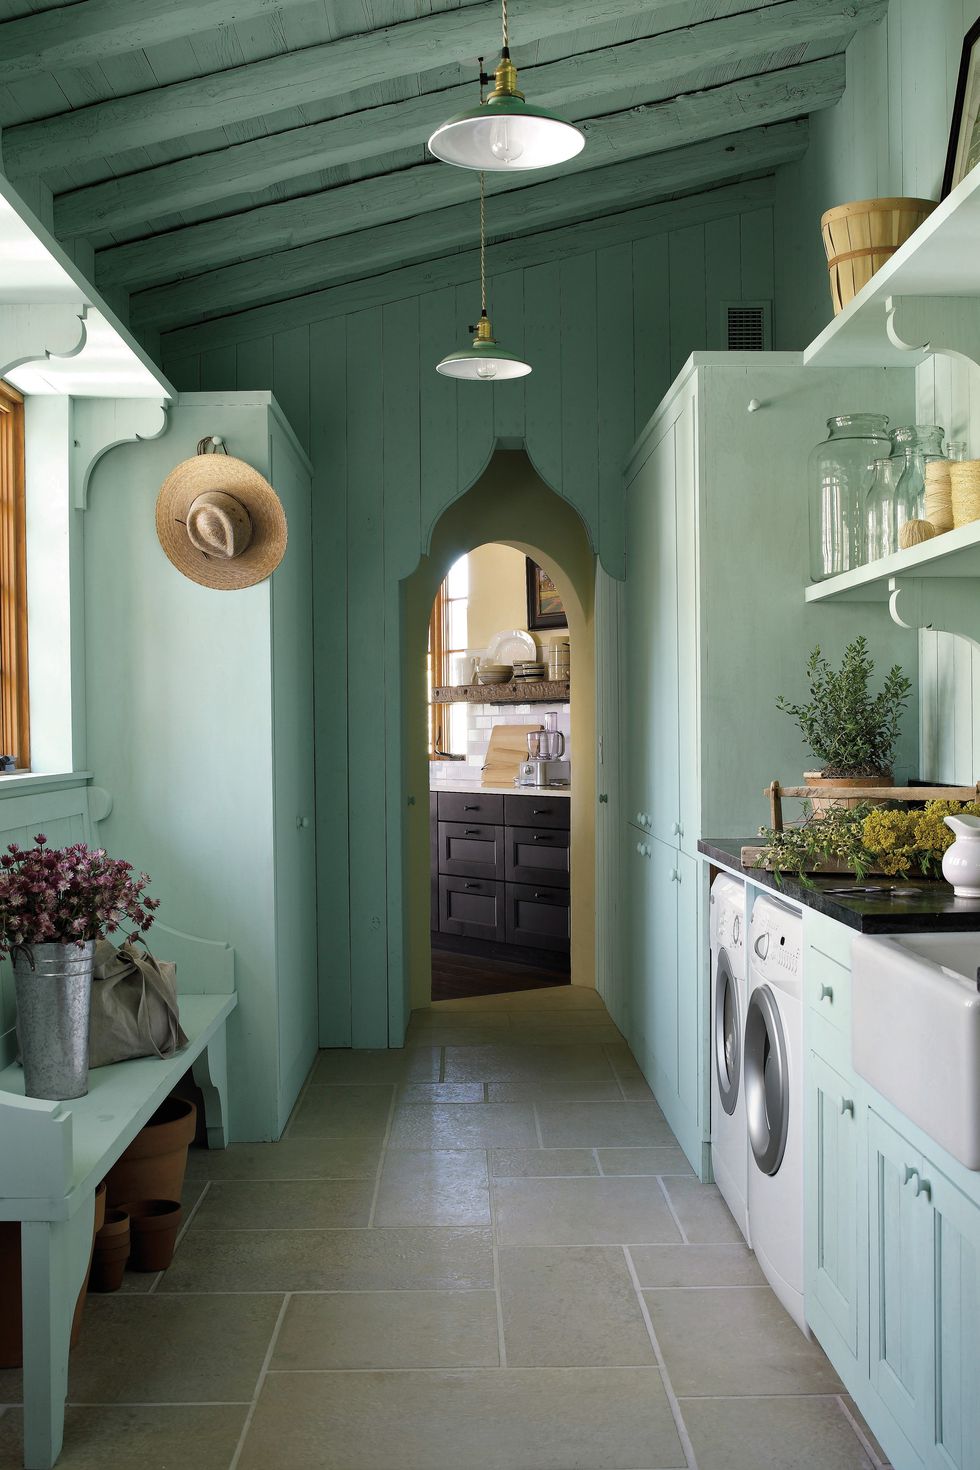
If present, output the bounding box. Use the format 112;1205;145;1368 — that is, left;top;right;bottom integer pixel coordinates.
698;838;980;933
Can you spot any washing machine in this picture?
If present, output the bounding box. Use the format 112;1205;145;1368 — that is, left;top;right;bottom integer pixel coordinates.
709;873;749;1243
745;892;807;1334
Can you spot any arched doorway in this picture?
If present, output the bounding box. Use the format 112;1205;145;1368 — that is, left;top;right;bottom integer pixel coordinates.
401;449;598;1018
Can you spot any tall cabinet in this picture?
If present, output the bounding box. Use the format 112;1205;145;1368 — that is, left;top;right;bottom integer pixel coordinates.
83;392;317;1142
614;354;917;1171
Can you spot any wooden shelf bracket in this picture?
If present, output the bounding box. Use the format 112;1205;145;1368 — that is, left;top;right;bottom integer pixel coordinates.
887;574;980;646
0;302;88;378
71;397;170;510
885;294;980;372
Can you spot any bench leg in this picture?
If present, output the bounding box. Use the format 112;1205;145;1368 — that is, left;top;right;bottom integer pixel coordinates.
20;1199;94;1470
192;1027;230;1149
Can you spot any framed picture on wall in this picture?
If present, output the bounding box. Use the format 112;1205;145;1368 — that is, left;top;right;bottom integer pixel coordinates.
526;559;567;631
943;14;980;196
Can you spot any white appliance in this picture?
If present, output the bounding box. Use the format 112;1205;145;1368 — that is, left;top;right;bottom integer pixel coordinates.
709;873;749;1243
745;893;807;1334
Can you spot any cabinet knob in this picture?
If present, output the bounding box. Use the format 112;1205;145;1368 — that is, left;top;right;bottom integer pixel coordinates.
636;842;649;857
636;811;648;826
671;868;681;882
532;833;552;841
672;821;682;836
903;1163;919;1188
464;829;481;835
914;1175;932;1201
464;882;479;890
819;984;834;1003
296;816;310;829
839;1098;854;1117
464;804;479;811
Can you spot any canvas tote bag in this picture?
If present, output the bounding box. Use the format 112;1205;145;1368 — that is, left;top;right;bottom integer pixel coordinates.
89;939;188;1068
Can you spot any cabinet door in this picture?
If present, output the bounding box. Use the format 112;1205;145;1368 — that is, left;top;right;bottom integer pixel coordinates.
649;837;679;1098
867;1110;934;1452
625;825;655;1064
926;1166;980;1470
806;1051;860;1359
439;876;505;942
504;826;570;887
505;883;570;952
674;851;700;1121
438;821;505;881
674;395;700;855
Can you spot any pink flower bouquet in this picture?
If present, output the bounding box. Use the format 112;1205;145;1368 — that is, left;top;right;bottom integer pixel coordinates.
0;833;159;957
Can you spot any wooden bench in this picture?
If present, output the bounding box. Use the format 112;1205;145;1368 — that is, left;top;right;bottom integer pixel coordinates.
0;991;237;1470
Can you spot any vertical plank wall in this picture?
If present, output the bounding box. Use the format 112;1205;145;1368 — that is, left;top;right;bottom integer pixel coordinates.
163;201;776;1047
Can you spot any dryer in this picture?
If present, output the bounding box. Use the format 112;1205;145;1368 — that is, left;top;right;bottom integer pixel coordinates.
745;893;807;1334
709;873;748;1243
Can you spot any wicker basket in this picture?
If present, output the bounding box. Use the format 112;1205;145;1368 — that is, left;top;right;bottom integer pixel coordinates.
820;198;937;315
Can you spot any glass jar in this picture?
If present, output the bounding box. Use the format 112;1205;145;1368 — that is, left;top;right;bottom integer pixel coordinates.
893;424;945;541
808;414;892;579
945;440;967;462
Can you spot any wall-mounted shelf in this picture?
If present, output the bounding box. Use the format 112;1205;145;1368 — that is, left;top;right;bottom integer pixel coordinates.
432;680;570;705
804;166;980;370
805;520;980;640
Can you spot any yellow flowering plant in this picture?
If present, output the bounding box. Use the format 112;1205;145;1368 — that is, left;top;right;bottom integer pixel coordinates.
758;798;980;884
862;800;980;876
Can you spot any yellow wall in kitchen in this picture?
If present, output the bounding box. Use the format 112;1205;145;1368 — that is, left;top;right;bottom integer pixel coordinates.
466;543;526;652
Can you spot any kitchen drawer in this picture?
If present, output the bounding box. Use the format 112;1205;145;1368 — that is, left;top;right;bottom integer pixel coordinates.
504;793;570;830
505;825;570;887
506;882;570;952
439;875;505;942
806;950;851;1040
438;791;504;824
438;821;505;881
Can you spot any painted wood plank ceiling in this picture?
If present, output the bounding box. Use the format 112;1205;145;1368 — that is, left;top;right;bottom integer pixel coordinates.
0;0;887;337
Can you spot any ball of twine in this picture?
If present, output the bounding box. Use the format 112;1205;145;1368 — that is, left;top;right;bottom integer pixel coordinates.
924;459;953;533
899;518;936;549
949;460;980;528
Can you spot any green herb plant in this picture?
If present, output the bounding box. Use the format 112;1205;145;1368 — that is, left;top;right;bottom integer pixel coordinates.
757;797;980;885
775;636;912;778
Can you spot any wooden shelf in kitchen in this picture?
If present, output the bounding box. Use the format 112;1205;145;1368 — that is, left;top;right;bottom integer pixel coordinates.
431;680;570;705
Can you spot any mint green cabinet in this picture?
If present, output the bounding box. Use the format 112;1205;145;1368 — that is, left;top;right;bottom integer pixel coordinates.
806;1048;860;1361
929;1168;980;1469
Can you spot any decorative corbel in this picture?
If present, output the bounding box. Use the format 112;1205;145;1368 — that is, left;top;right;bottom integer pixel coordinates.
0;302;87;377
886;295;980;371
71;397;169;510
887;574;980;646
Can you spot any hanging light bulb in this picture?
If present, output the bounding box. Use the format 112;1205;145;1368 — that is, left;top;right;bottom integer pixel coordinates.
428;0;585;172
436;173;531;381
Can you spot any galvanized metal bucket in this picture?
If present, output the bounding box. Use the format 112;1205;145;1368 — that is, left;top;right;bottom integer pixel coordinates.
14;940;95;1100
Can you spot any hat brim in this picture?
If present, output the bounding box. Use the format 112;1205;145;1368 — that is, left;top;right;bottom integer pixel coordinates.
155;454;287;590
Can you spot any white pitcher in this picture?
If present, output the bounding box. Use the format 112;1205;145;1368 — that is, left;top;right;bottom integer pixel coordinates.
942;814;980;897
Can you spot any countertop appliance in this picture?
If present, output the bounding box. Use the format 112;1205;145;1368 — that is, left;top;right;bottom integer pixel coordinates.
517;718;570;787
745;892;807;1333
709;873;749;1244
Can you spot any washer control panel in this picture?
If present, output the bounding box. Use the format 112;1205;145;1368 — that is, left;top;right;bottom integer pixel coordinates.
749;895;802;984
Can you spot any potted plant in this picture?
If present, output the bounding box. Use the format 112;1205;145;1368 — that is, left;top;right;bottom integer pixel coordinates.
0;835;158;1100
776;637;912;812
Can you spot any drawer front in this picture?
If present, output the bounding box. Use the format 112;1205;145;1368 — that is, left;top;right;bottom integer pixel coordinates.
805;909;855;969
438;821;504;881
505;825;570;887
504;793;570;830
438;791;504;824
506;882;570;952
805;948;851;1041
439;876;505;942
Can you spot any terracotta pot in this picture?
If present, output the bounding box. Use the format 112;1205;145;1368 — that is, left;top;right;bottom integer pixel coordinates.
0;1181;107;1368
123;1200;183;1272
106;1096;197;1208
90;1207;131;1293
803;771;892;816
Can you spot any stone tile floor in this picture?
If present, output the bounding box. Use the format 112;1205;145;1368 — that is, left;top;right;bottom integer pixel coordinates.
0;987;892;1469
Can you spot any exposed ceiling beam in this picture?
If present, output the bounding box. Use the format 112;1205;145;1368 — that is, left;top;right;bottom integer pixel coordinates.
99;59;842;292
2;0;692;177
131;119;807;331
55;0;884;239
0;0;318;84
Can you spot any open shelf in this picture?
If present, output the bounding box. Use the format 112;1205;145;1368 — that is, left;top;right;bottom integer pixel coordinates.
804;166;980;369
431;680;570;705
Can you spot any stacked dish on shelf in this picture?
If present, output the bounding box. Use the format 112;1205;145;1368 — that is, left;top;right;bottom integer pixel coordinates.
477;663;512;684
513;659;546;682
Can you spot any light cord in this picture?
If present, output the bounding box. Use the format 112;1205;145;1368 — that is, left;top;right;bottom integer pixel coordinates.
479;171;487;316
501;0;509;50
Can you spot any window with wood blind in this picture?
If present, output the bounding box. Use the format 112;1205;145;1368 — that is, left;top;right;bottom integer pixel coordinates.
0;382;30;770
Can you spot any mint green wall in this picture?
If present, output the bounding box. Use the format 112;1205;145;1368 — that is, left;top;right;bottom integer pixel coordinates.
162;197;777;1047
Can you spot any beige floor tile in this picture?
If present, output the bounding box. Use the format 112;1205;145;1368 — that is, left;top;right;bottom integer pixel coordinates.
629;1242;766;1288
618;1076;656;1099
680;1395;877;1470
271;1290;500;1370
660;1177;744;1242
499;1246;655;1367
494;1176;683;1247
605;1043;646;1079
287;1084;393;1139
312;1047;440;1083
599;1147;695;1176
374;1150;491;1226
430;986;604;1013
0;1405;246;1470
516;1024;626;1046
406;1023;513;1046
237;1367;683;1470
66;1294;282;1403
443;1044;615;1083
185;1137;381;1181
644;1286;842;1396
536;1100;675;1148
159;1226;493;1293
491;1147;598;1177
191;1179;375;1230
398;1082;485;1104
112;1176;208;1294
487;1079;623;1102
409;1009;515;1029
388;1101;537;1149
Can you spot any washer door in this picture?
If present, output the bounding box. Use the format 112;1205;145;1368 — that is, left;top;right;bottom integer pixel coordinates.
713;950;741;1117
745;984;789;1175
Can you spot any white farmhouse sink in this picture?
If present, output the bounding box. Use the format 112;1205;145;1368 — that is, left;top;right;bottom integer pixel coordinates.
852;932;980;1168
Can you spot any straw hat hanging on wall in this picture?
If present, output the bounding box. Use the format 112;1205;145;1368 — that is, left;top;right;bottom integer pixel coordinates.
155;436;287;590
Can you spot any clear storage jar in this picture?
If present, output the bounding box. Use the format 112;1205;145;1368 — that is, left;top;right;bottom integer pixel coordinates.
866;424;946;560
808;414;891;580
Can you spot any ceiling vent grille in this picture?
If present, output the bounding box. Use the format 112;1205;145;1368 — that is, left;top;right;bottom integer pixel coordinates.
723;301;772;352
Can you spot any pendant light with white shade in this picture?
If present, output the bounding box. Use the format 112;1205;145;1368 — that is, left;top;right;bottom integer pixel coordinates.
428;0;585;172
435;171;531;381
